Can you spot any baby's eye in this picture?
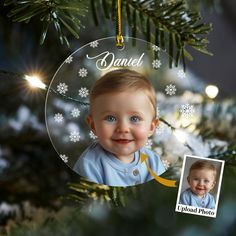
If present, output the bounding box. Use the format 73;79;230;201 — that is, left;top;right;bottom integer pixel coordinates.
105;115;116;122
130;116;141;123
204;180;209;183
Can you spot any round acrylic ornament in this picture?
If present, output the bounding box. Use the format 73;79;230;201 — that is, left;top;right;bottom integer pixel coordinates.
45;36;193;176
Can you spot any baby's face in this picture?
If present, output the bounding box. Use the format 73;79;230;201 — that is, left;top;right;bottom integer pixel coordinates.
87;91;157;162
188;168;216;197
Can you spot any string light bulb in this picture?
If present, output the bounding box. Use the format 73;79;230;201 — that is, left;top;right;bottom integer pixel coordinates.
24;75;46;89
173;130;187;144
205;85;219;99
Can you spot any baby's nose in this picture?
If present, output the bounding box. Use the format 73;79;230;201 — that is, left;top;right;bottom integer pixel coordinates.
198;180;204;185
116;121;130;133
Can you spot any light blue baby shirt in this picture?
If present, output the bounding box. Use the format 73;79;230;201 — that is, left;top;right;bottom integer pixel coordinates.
180;188;216;209
73;142;165;187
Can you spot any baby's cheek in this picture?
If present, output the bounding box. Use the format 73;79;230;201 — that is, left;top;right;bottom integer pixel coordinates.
134;126;150;139
96;124;112;138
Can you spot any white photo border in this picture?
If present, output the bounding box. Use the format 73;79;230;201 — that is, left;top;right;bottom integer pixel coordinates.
175;155;225;218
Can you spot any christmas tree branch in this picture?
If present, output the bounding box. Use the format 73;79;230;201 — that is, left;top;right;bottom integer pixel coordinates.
4;0;89;46
3;0;212;68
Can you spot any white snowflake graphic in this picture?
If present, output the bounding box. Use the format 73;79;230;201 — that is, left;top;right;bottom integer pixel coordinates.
152;59;162;69
152;45;161;51
57;82;68;94
65;56;73;64
155;123;165;135
145;139;153;149
177;69;186;79
60;154;69;163
78;87;89;98
89;130;97;140
165;84;177;96
78;68;88;78
179;104;195;118
90;40;99;48
71;108;80;118
69;131;80;142
162;159;170;170
54;113;64;123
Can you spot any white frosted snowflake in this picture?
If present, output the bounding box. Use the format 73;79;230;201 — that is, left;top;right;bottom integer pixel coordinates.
89;130;97;140
179;103;195;118
155;123;165;135
152;45;161;51
177;69;186;79
78;68;88;78
165;84;177;96
78;87;89;98
60;154;69;163
71;108;80;118
145;139;153;149
69;131;80;142
54;113;64;123
90;40;99;48
162;159;170;170
57;82;68;94
65;56;73;64
152;59;162;69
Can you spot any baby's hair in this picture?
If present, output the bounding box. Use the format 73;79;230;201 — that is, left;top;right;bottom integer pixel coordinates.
189;160;217;179
89;69;157;117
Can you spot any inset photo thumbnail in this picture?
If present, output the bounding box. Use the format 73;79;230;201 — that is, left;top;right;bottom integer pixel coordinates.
175;155;224;218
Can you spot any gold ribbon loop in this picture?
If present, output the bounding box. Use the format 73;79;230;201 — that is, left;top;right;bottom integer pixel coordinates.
116;0;124;48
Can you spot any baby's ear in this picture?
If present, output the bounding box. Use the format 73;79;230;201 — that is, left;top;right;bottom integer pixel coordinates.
86;115;96;134
187;176;190;184
211;181;216;190
148;118;159;137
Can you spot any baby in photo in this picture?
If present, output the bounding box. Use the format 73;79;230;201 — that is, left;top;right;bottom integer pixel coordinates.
180;160;217;209
73;69;165;186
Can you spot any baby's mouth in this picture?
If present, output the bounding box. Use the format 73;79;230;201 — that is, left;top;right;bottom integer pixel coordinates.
196;187;205;191
112;139;134;144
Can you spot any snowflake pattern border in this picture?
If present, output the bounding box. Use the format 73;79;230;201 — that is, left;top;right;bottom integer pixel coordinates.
60;154;69;163
57;82;68;94
90;40;99;48
71;108;80;118
162;159;170;170
89;131;97;140
78;87;89;98
145;139;153;149
177;69;186;79
165;84;177;96
152;59;162;69
78;68;88;78
54;113;64;123
65;56;73;64
69;131;81;142
152;45;161;52
179;103;195;118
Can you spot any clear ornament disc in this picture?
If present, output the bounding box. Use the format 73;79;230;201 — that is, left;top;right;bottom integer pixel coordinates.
45;36;194;179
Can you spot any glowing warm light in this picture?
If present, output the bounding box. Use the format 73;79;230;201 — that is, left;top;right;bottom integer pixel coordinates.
24;75;46;89
205;85;219;99
174;130;187;144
